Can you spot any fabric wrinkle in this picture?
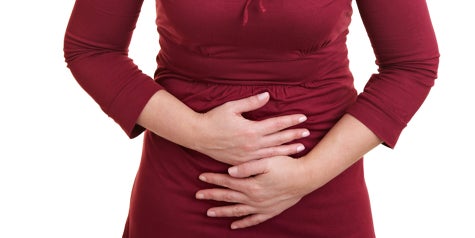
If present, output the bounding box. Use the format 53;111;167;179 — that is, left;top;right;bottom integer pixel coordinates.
242;0;267;26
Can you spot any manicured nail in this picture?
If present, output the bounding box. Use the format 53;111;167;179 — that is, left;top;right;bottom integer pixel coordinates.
228;167;238;176
207;210;216;217
302;131;310;137
298;116;307;123
257;92;269;100
196;193;204;199
199;175;207;182
297;145;305;152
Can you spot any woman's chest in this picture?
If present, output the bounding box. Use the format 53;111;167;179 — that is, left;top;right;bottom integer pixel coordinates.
156;0;353;51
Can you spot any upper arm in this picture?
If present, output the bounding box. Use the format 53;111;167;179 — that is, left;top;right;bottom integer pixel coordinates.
64;0;162;138
346;0;439;147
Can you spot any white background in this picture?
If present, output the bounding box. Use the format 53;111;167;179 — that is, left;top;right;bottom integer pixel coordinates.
0;1;473;237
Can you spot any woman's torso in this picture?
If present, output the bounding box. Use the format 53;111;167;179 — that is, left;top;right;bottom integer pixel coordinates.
124;1;375;237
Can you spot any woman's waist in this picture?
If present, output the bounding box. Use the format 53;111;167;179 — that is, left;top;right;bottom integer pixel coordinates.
155;39;353;86
145;79;357;172
158;77;357;138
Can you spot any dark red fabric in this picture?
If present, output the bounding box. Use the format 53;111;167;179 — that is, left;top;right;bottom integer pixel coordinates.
64;0;439;237
64;0;163;137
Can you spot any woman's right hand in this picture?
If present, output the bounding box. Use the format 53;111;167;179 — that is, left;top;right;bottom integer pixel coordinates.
138;90;309;166
191;92;310;165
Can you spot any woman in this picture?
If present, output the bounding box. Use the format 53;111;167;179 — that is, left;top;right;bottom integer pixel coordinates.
64;0;439;237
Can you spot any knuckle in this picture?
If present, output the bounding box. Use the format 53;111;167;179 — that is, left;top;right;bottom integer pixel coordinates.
223;193;235;202
273;147;288;156
221;179;232;188
213;177;228;187
277;131;292;142
264;147;278;157
254;196;267;203
269;135;286;146
272;119;287;129
241;143;255;152
253;149;266;159
248;96;259;105
287;145;298;153
248;184;261;194
242;128;257;138
293;130;304;139
232;206;247;217
287;130;300;140
248;186;269;203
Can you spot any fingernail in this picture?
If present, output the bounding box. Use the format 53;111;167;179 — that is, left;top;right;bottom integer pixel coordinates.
207;210;216;217
297;145;305;152
302;131;310;137
196;193;204;199
257;92;269;100
298;116;307;123
228;167;238;176
231;224;239;229
199;175;207;182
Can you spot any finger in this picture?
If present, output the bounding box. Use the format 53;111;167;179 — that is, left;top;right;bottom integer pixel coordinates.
261;129;310;151
206;204;255;218
262;128;310;147
227;92;270;114
254;114;307;135
199;173;248;192
228;158;270;178
230;213;270;229
253;143;305;159
195;188;248;204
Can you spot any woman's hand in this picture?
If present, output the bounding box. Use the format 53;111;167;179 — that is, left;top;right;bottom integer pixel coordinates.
138;90;309;165
192;92;310;165
195;156;319;229
194;115;383;230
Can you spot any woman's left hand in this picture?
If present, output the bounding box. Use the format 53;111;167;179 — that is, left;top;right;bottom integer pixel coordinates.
195;156;318;229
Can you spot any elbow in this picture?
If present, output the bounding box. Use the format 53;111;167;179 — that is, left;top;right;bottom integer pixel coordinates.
416;48;440;87
428;49;440;80
417;44;440;81
63;32;82;68
378;48;440;88
410;52;440;87
63;38;72;67
417;42;441;84
63;33;96;68
63;32;129;69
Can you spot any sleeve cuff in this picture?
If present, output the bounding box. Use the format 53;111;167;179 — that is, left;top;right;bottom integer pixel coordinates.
346;94;407;148
108;76;163;139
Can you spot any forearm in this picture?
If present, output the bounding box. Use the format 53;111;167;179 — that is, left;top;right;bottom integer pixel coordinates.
301;114;382;190
136;90;309;165
136;90;202;149
64;0;161;138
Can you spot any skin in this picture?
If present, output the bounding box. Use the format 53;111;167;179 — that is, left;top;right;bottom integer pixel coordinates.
137;89;381;230
196;113;381;229
137;90;310;165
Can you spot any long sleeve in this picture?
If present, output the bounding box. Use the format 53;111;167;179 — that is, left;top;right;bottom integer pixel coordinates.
64;0;163;138
346;0;439;148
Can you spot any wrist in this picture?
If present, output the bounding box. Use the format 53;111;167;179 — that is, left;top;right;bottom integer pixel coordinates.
186;112;208;151
297;155;332;192
137;90;206;149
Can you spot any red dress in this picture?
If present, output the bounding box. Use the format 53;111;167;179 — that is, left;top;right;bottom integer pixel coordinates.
64;0;439;237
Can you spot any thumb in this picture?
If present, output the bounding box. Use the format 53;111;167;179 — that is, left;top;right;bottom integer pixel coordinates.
230;92;270;114
228;158;270;178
